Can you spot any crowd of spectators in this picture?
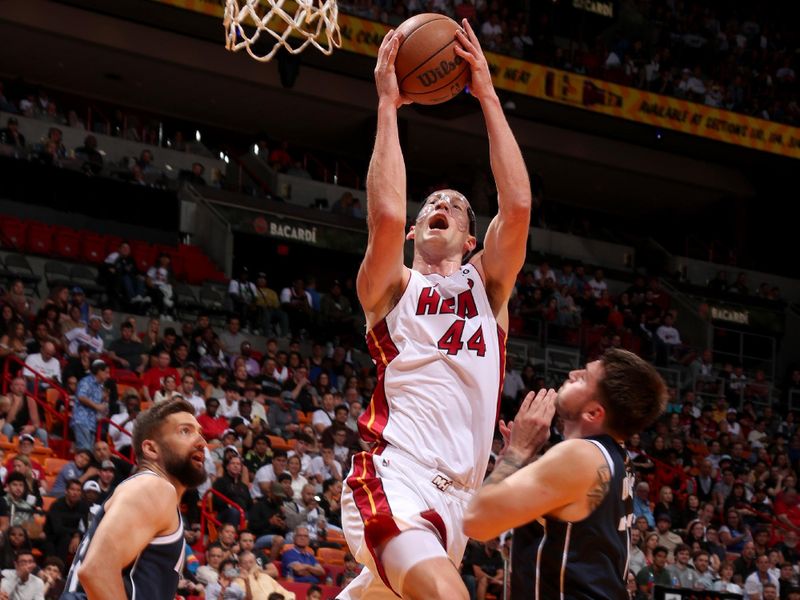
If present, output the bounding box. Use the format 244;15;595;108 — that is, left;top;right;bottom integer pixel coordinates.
0;239;794;598
339;0;800;125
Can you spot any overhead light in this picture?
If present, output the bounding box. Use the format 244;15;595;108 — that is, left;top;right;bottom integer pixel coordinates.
195;130;202;142
219;151;225;160
254;144;259;156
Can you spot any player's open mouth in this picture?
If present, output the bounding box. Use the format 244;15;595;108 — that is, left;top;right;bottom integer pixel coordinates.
429;214;449;230
191;452;204;466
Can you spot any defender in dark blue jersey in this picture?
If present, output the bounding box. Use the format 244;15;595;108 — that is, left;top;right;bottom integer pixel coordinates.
62;398;207;600
464;349;667;600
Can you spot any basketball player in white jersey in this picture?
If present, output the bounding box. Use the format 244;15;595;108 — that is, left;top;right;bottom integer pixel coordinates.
62;398;207;600
339;19;532;600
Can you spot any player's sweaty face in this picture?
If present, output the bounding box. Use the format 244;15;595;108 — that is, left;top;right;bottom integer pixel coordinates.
417;191;471;233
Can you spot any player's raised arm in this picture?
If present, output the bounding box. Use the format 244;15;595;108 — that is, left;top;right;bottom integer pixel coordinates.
455;21;531;305
464;438;606;541
357;30;412;326
76;477;178;599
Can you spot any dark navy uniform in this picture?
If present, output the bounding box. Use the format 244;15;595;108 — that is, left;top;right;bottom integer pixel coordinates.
61;470;185;600
511;434;634;600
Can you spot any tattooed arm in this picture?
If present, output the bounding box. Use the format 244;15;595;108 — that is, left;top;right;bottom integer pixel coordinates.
463;439;610;541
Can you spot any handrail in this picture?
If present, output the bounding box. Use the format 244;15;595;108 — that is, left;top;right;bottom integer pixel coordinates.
200;488;247;534
1;355;71;454
229;152;271;195
333;159;361;190
303;152;330;183
96;417;136;465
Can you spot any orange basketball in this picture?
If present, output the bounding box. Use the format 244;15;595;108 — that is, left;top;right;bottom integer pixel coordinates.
394;14;470;106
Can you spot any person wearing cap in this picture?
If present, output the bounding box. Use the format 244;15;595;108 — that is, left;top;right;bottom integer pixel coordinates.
0;116;25;148
212;429;240;463
44;479;90;561
96;459;117;503
65;313;104;357
654;513;683;558
71;287;91;324
72;360;110;450
49;449;97;498
254;273;289;338
82;479;102;507
198;397;229;441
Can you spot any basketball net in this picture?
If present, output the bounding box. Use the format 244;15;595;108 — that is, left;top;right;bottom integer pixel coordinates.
224;0;342;63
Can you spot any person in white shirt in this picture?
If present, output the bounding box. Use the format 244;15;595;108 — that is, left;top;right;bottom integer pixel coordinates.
65;315;104;356
748;420;770;449
0;550;45;599
145;253;174;314
287;435;313;475
588;268;608;298
656;314;682;346
312;393;336;436
219;386;241;420
502;356;525;402
745;554;780;600
180;373;207;416
307;445;342;485
23;341;61;390
251;451;288;499
109;393;140;453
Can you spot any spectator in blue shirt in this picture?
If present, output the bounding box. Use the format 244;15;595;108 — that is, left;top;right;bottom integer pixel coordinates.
633;480;656;528
281;526;326;584
48;449;95;497
72;361;110;450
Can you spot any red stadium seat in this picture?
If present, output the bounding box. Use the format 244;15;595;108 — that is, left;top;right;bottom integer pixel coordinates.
25;222;54;255
0;216;27;250
130;240;156;273
81;232;107;264
105;235;124;256
53;226;81;259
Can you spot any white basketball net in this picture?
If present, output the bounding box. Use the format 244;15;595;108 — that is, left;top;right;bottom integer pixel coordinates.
224;0;342;63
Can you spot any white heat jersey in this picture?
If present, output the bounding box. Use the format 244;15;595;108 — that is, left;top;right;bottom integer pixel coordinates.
359;263;506;490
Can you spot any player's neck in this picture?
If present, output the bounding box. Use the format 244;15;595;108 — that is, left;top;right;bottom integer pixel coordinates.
412;251;463;277
138;462;185;500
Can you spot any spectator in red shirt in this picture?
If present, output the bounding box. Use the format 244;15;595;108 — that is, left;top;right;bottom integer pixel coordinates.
4;434;46;482
775;488;800;531
141;350;180;402
198;398;229;441
268;141;292;172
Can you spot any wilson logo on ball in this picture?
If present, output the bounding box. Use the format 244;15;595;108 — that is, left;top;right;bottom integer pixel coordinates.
417;56;465;88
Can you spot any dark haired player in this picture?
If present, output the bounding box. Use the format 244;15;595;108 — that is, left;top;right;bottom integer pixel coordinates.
62;398;207;600
465;349;668;600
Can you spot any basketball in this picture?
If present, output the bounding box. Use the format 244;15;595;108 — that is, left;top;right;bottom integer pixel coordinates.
394;14;471;105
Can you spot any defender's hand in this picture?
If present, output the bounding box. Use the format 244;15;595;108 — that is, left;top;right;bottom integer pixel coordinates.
507;388;557;462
